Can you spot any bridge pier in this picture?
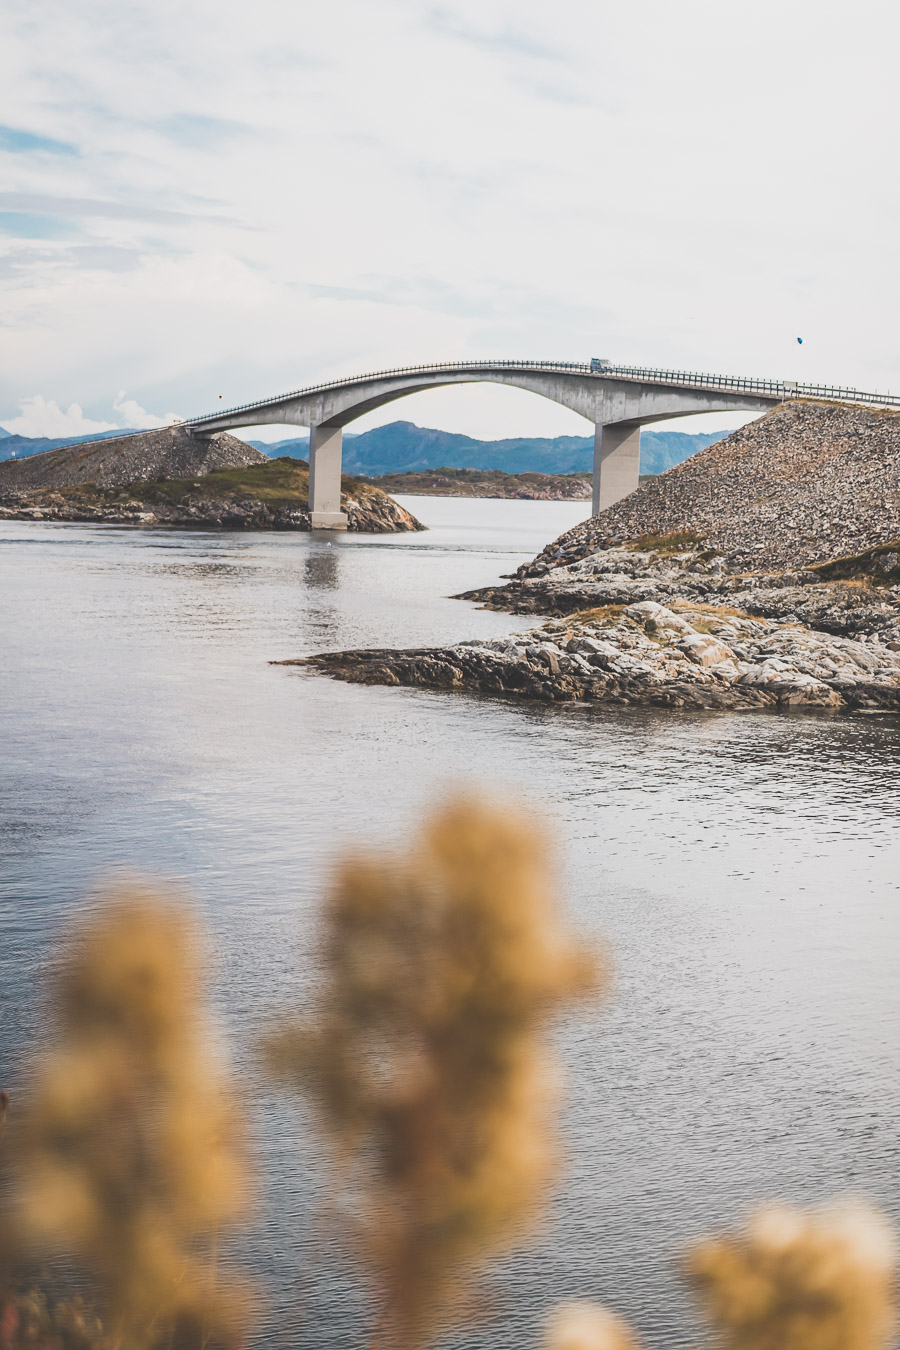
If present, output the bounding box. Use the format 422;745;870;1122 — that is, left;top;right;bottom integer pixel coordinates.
593;422;642;515
308;424;348;529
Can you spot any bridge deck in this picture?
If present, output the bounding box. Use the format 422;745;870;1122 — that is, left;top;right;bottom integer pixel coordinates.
186;360;900;427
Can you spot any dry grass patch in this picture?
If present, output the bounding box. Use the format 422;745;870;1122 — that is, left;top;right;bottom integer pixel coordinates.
568;605;628;626
808;542;900;587
625;530;704;554
670;601;753;622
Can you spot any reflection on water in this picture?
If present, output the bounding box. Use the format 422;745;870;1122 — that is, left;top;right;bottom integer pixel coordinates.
304;546;341;590
1;499;899;1350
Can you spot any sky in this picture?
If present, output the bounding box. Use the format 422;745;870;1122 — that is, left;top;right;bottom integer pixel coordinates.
2;0;899;442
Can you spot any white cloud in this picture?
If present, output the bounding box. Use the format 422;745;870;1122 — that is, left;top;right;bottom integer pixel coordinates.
2;395;117;437
0;0;899;438
112;391;180;428
0;391;182;437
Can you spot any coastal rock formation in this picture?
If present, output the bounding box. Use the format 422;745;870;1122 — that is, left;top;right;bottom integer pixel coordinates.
279;399;900;714
519;401;900;577
0;425;266;493
287;539;900;713
0;454;424;533
285;597;900;713
459;542;900;642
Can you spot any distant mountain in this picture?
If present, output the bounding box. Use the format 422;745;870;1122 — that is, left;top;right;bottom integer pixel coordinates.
0;418;731;476
248;421;731;477
0;428;135;462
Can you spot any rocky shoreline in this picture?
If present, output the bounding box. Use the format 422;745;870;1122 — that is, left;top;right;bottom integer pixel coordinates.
282;541;900;713
0;426;424;533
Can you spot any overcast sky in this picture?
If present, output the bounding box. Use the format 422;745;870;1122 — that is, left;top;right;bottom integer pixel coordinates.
2;0;898;441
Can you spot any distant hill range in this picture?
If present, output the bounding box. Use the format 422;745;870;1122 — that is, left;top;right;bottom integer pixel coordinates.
0;418;730;477
247;420;730;477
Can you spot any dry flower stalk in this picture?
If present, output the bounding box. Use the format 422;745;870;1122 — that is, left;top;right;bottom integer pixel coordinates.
544;1300;643;1350
686;1201;897;1350
13;883;253;1350
270;796;603;1348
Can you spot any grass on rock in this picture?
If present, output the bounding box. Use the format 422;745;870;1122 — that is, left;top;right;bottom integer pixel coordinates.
40;458;380;510
808;540;900;587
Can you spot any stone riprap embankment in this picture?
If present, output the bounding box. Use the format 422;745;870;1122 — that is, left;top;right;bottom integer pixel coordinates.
519;401;900;578
0;427;265;492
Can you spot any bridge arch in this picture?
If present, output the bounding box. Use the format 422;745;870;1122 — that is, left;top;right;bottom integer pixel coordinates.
188;361;823;527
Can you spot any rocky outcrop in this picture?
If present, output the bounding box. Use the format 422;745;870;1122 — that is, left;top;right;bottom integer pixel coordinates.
0;486;422;533
285;538;900;713
519;401;900;578
458;543;900;644
285;598;900;713
0;426;266;493
0;452;425;534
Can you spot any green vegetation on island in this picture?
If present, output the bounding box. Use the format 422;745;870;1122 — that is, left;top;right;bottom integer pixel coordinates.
0;455;424;533
361;465;592;500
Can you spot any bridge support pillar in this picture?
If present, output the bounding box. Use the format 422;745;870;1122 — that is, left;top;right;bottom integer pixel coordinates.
308;423;348;529
593;422;641;515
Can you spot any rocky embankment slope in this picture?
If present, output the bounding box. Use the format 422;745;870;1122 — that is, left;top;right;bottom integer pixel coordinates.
0;431;423;533
286;402;900;713
521;401;900;576
364;468;591;500
0;425;265;492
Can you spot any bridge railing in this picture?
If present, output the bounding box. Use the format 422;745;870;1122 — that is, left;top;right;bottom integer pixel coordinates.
185;359;900;426
185;360;591;425
600;363;900;408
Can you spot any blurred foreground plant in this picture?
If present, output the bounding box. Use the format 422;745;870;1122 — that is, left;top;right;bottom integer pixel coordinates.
686;1201;896;1350
270;796;604;1348
539;1201;897;1350
544;1300;643;1350
10;883;253;1350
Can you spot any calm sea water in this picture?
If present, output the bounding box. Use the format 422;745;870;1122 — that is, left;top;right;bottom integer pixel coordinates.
2;495;900;1350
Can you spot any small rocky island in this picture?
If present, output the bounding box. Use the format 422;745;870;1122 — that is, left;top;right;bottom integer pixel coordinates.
286;402;900;713
0;426;423;533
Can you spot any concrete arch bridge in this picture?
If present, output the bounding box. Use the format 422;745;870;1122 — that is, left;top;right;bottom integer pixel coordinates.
187;361;899;528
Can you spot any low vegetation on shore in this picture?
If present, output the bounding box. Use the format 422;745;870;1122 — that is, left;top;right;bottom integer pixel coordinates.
2;803;896;1350
0;456;424;532
362;466;592;500
0;427;424;532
